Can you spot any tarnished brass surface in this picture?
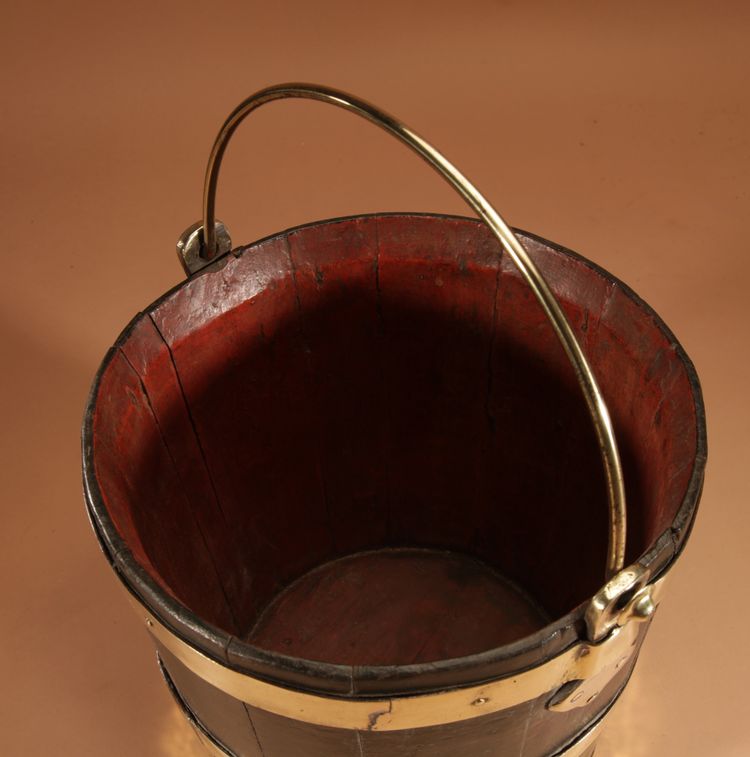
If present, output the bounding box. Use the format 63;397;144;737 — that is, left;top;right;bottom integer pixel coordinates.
176;220;232;276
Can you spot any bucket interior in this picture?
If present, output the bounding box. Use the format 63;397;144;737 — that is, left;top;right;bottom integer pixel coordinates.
89;215;699;666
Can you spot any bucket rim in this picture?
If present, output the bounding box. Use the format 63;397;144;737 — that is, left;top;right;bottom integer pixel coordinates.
82;212;707;698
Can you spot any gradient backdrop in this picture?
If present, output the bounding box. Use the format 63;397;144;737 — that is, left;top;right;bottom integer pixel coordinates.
2;2;748;755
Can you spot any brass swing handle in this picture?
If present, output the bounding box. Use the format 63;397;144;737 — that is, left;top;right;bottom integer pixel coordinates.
177;83;636;637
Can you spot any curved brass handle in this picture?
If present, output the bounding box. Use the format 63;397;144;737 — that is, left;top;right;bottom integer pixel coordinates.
178;82;627;578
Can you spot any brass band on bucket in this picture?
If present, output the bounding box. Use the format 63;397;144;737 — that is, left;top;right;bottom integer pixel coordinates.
158;651;609;757
129;572;665;733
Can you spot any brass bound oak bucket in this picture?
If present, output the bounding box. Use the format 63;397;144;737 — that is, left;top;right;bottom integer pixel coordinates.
83;84;706;756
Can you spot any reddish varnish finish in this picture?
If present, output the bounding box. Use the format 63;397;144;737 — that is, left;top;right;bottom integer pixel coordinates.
91;214;700;659
247;549;548;665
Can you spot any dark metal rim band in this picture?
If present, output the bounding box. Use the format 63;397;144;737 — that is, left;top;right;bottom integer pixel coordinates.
188;82;626;578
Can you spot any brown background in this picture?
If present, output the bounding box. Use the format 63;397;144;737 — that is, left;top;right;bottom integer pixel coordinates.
1;1;748;754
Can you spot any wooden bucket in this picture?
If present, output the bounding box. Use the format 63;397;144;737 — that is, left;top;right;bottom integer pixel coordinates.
83;85;706;757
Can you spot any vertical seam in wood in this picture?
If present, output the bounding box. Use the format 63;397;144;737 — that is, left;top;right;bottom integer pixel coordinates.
373;219;385;330
145;315;242;631
373;216;392;543
470;249;503;555
285;235;337;551
356;729;367;757
241;704;267;757
147;313;233;530
591;280;623;504
556;279;618;593
117;347;240;631
485;253;503;435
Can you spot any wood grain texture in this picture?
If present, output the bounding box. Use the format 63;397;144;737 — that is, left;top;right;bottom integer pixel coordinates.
85;214;704;754
157;633;641;757
247;549;549;665
93;349;236;630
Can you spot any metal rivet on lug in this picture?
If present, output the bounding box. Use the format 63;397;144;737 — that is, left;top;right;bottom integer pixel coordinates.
472;697;489;706
146;618;154;628
631;592;656;621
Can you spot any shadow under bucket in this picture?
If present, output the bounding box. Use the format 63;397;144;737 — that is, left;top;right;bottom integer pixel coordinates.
82;86;706;757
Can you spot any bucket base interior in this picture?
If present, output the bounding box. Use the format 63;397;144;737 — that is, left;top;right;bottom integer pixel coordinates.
246;548;549;665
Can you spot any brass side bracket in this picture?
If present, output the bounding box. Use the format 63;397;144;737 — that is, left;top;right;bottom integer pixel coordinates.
177;220;232;276
585;564;657;643
546;566;666;712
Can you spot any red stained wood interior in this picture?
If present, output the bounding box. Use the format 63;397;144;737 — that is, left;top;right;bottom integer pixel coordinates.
92;215;699;661
247;549;549;665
